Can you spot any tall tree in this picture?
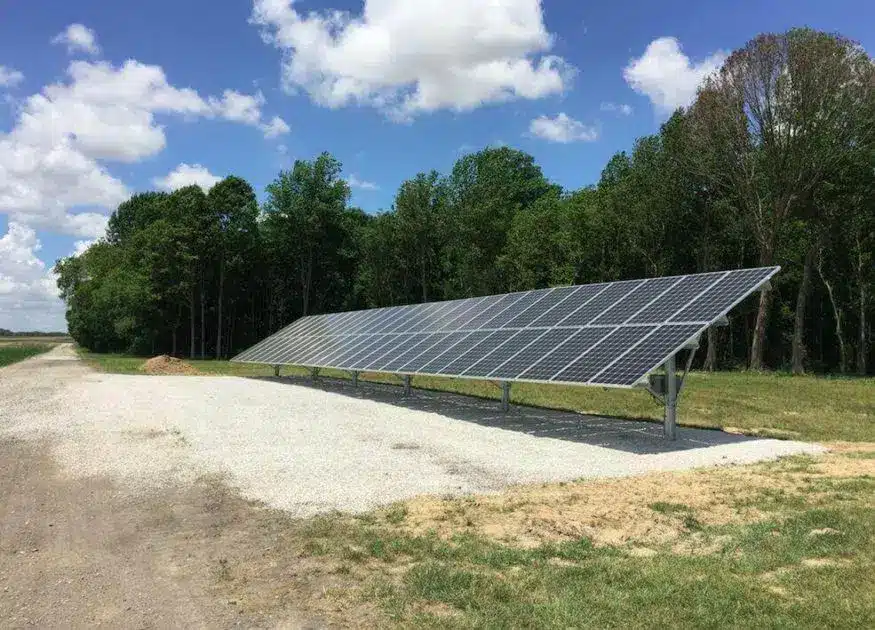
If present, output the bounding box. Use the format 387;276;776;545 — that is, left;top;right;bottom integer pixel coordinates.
262;153;352;317
445;147;557;297
163;185;211;358
690;28;873;370
394;171;448;302
207;177;259;358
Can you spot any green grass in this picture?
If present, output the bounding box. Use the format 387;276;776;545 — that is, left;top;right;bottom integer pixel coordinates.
80;350;875;442
292;457;875;629
0;344;54;367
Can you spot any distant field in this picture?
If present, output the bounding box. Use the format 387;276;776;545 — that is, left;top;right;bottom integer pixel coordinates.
0;336;71;346
0;344;55;367
79;351;874;443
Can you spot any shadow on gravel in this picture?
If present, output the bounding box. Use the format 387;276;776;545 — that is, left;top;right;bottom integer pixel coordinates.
248;375;758;455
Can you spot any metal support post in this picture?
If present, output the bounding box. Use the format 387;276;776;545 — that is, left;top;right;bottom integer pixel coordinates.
310;367;319;382
500;381;511;413
403;375;411;397
352;371;359;388
273;365;280;377
664;355;678;440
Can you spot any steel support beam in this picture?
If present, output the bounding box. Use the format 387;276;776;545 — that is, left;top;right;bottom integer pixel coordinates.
310;367;320;382
352;371;359;388
500;381;511;413
403;375;411;397
664;355;678;440
273;365;280;377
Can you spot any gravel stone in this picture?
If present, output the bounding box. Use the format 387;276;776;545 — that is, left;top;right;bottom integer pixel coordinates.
1;345;825;517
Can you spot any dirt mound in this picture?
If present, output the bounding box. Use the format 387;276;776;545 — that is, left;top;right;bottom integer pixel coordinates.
141;355;200;375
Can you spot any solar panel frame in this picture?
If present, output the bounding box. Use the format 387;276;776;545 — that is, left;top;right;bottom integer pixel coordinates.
556;280;645;327
359;333;418;371
373;333;442;372
528;283;608;327
345;334;408;371
359;306;409;336
440;295;499;331
381;303;430;334
461;293;528;330
233;266;780;389
502;286;577;328
394;302;453;333
324;334;385;367
341;308;388;336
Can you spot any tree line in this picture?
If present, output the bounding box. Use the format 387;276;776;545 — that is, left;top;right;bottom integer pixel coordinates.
56;28;874;375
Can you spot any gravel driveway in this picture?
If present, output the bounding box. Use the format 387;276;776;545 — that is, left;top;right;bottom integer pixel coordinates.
1;345;823;516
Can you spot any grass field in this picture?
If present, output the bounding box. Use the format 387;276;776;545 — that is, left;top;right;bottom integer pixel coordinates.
0;343;55;367
80;351;874;443
0;335;71;345
292;447;875;628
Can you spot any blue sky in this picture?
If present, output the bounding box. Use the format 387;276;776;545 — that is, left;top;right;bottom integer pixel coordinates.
1;0;873;330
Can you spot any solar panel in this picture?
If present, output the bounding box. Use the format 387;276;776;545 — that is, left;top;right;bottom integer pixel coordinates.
233;267;779;389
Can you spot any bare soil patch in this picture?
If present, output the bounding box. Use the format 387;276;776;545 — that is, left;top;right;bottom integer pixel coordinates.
0;437;379;629
141;355;200;375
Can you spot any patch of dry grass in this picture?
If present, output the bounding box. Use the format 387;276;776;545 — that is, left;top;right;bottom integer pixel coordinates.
380;443;875;550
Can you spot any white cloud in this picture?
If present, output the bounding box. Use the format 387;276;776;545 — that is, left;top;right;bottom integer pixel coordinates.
210;89;264;125
347;174;379;191
600;102;633;115
153;163;222;192
0;134;125;237
261;115;290;138
52;23;101;57
0;65;24;87
1;58;288;238
624;37;726;113
0;223;65;331
251;0;573;120
528;113;598;143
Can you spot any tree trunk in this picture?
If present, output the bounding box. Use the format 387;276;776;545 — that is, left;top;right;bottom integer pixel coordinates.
749;288;772;371
228;305;235;358
856;235;868;376
302;248;313;316
818;251;848;373
421;251;428;303
791;243;817;374
749;246;774;371
200;275;206;360
704;327;718;371
189;288;196;359
216;257;224;359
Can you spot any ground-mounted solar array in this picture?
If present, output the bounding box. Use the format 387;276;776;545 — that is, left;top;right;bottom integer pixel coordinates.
233;267;779;388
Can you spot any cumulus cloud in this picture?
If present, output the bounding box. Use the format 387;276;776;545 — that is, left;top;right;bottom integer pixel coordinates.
0;223;65;331
153;163;222;192
624;37;726;113
0;65;24;87
528;113;598;143
261;115;290;138
1;58;288;238
251;0;573;120
347;174;379;191
52;23;101;56
600;102;633;115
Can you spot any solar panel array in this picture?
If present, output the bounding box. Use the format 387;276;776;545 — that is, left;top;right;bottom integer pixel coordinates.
233;267;779;388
